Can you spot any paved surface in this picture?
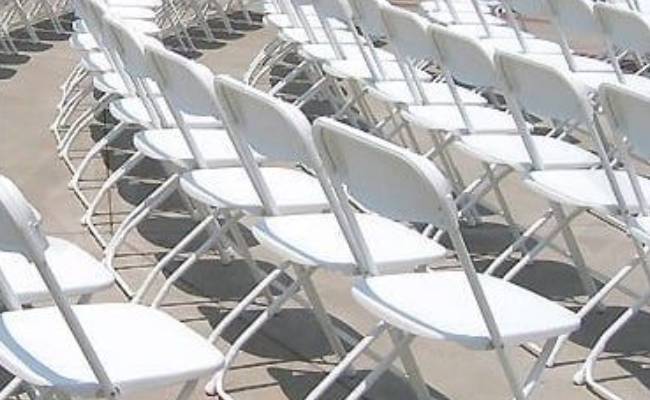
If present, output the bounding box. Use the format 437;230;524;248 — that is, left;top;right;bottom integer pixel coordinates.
1;13;650;400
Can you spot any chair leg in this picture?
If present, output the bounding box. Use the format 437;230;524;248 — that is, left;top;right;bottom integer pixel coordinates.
69;121;130;208
388;329;431;400
305;322;389;400
132;214;216;304
208;277;303;400
83;151;146;247
295;266;347;361
0;377;24;400
577;295;650;400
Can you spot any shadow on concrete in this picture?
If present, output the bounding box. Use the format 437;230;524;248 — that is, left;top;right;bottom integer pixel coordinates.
267;366;452;400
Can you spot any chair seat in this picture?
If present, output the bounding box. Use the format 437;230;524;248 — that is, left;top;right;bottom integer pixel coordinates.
573;72;650;92
0;304;223;396
423;9;506;26
106;0;162;7
110;6;157;20
420;0;493;13
522;53;612;73
481;37;562;55
253;213;447;274
455;134;599;171
80;51;113;73
108;97;219;128
264;13;348;30
324;59;428;81
92;73;161;97
133;128;264;168
403;105;518;133
371;80;486;105
279;27;359;45
180;167;329;215
0;237;114;304
449;24;535;39
300;44;395;62
353;271;580;349
525;169;650;213
69;33;99;52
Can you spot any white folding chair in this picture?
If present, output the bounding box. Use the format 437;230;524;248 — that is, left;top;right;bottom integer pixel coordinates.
0;175;224;400
494;50;650;366
570;82;650;400
303;117;580;400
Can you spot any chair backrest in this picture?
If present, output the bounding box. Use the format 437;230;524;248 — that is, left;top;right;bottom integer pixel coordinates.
213;75;314;166
600;82;650;160
494;50;593;124
348;0;390;38
313;117;455;229
312;117;509;348
594;2;650;56
104;15;150;79
143;42;217;168
544;0;600;38
430;23;496;88
0;175;117;396
311;0;353;22
380;3;438;63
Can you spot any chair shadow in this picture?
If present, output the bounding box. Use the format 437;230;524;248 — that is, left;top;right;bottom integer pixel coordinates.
267;366;452;400
0;67;17;80
199;304;363;361
0;52;30;65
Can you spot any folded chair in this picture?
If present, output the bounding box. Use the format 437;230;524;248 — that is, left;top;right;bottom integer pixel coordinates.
0;175;225;400
303;117;580;400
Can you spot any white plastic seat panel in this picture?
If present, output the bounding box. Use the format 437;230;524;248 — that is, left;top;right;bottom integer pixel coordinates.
80;51;113;73
133;128;265;168
279;27;360;45
525;169;650;213
522;53;612;73
264;13;348;30
299;44;395;62
262;1;316;15
109;97;220;128
370;80;486;105
403;105;518;134
454;134;600;171
109;6;157;20
449;24;535;39
323;59;428;81
420;0;493;13
69;33;99;51
106;0;162;7
353;271;580;349
0;237;114;304
572;72;650;92
480;37;562;55
0;304;223;395
180;168;329;215
253;213;447;274
423;10;506;26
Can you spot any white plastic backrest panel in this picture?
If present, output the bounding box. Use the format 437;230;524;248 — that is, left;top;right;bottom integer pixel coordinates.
214;75;314;165
349;0;390;38
594;3;650;55
144;42;216;117
508;0;548;18
380;4;438;62
312;0;353;21
600;83;650;160
78;0;107;42
313;118;457;229
105;15;150;78
430;24;496;88
546;0;600;37
495;50;592;123
0;176;49;264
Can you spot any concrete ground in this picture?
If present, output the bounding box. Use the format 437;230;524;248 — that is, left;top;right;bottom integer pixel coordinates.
1;11;650;400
